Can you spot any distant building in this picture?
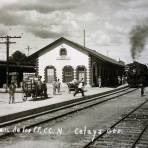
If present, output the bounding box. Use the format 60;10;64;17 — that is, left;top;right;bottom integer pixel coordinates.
30;37;124;87
0;60;35;88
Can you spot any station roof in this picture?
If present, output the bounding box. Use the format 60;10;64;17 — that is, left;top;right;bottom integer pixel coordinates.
29;37;124;67
0;60;35;71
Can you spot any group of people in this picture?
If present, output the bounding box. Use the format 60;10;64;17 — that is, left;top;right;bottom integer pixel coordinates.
8;77;48;104
7;75;146;104
52;79;61;95
52;78;86;97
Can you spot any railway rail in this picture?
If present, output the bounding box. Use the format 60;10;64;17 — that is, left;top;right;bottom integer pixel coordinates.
82;99;148;148
0;87;137;139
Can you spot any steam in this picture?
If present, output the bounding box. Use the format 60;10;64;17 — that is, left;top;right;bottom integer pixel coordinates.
130;25;148;60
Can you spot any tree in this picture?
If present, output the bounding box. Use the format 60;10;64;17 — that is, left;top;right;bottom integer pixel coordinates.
9;51;27;62
9;50;35;65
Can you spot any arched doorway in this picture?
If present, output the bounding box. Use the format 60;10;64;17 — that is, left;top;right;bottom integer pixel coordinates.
76;65;87;83
45;66;56;83
62;66;74;83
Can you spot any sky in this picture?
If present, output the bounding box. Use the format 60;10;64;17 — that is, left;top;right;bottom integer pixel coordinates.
0;0;148;64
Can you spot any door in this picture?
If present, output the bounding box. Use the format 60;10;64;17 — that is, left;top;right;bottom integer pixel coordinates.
45;66;56;83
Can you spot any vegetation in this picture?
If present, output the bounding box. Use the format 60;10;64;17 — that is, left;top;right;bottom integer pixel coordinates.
9;50;35;65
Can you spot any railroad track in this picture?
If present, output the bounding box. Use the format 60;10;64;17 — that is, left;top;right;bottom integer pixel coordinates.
82;98;148;148
0;87;136;139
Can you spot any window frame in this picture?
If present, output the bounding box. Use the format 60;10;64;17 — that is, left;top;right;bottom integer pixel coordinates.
60;48;67;56
62;66;74;83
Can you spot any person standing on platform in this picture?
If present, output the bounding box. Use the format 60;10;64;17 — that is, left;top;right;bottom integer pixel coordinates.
140;76;145;97
74;78;85;97
122;76;125;85
42;81;48;98
9;82;16;104
57;79;61;94
140;83;145;97
98;76;102;88
118;76;121;85
37;76;42;91
52;79;57;95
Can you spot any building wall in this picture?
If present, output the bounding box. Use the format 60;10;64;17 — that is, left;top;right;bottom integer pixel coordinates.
38;43;89;86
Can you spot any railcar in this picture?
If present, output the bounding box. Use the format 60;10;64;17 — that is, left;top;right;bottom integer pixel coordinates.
126;62;148;87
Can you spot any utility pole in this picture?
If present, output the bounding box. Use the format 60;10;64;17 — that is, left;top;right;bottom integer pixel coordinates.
25;45;32;56
0;35;21;92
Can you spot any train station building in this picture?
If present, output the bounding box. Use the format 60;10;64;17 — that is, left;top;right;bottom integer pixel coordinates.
30;37;125;87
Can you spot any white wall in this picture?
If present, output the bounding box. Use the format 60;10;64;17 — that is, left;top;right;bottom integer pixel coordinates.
38;43;89;86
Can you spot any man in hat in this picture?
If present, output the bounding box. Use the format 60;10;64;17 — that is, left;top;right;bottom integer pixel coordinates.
9;82;16;104
140;76;145;97
74;78;85;97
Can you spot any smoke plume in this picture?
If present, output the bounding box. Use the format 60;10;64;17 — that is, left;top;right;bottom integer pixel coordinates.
130;25;148;60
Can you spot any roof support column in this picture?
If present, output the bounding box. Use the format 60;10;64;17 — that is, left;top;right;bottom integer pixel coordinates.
86;54;91;87
74;67;76;80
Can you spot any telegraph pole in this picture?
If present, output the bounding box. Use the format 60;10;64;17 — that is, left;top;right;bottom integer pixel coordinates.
0;35;21;92
25;45;32;56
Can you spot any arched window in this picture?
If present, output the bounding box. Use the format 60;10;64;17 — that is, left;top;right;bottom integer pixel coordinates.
45;66;56;83
60;48;67;56
62;66;74;83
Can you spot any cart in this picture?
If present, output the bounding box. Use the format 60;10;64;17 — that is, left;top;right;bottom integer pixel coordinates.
22;76;47;101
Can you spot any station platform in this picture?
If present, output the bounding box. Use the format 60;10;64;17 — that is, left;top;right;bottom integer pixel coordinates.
0;85;127;125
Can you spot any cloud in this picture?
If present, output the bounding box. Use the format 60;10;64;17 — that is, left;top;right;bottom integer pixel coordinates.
0;10;74;38
0;0;148;63
25;11;97;38
26;27;65;38
23;11;80;38
0;10;28;26
122;0;148;9
0;1;89;38
105;21;128;35
0;0;80;14
115;5;148;22
0;24;8;36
